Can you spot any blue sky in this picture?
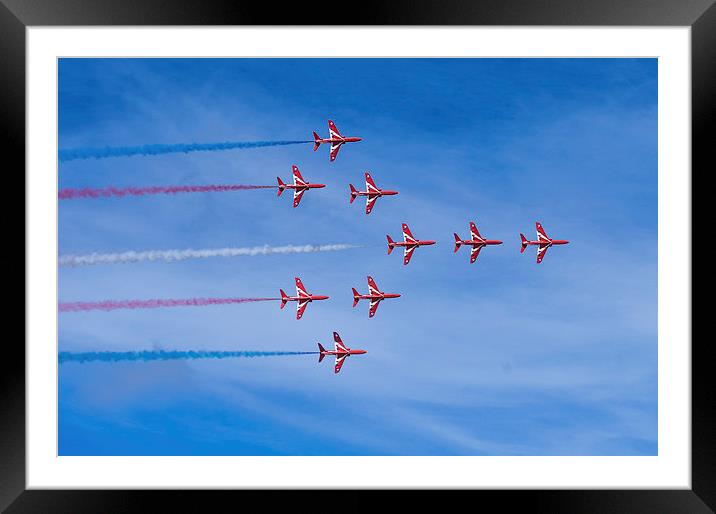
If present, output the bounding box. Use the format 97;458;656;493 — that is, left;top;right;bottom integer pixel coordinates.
58;58;657;456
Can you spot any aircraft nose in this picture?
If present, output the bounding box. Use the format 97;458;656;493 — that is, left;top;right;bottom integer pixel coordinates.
317;184;326;188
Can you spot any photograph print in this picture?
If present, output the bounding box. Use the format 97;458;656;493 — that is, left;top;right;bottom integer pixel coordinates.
58;58;657;456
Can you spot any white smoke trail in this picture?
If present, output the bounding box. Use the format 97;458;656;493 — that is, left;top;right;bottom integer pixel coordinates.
58;243;362;267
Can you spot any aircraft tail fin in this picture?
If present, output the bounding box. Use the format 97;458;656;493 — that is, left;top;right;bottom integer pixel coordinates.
520;233;528;253
317;342;326;362
312;131;321;151
280;289;288;308
352;288;360;307
277;177;285;196
386;235;395;254
453;233;462;252
349;184;358;203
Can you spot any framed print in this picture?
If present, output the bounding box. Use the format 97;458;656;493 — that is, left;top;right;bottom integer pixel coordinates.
3;0;711;510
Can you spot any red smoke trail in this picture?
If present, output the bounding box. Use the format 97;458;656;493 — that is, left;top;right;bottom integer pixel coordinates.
58;297;279;313
58;184;274;200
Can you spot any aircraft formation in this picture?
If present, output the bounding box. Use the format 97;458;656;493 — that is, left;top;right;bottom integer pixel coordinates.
60;119;570;375
273;120;569;373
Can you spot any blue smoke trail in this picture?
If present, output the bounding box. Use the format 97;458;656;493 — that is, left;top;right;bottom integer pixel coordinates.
59;350;318;364
58;140;312;162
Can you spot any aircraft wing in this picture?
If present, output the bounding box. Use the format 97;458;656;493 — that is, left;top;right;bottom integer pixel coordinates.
295;277;309;297
536;222;551;243
368;298;382;318
328;120;342;138
365;173;380;193
365;195;378;215
292;165;306;186
367;276;380;295
470;222;483;241
293;189;305;208
333;332;348;352
403;245;416;266
334;354;348;374
470;245;482;264
296;299;309;319
536;244;550;264
329;142;343;162
401;223;417;244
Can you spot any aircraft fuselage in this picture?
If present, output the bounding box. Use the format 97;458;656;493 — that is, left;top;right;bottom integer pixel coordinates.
356;293;401;301
459;239;503;246
354;190;399;197
391;240;436;248
320;349;367;357
524;239;569;246
285;295;329;303
316;136;362;145
280;183;325;191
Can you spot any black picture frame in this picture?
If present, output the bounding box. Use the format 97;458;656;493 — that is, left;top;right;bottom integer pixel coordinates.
2;0;710;510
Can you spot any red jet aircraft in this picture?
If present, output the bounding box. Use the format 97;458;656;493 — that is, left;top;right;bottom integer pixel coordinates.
454;221;503;263
349;172;399;215
312;120;362;162
277;165;325;208
352;276;401;318
520;222;570;263
280;277;329;319
317;332;367;374
387;223;436;265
